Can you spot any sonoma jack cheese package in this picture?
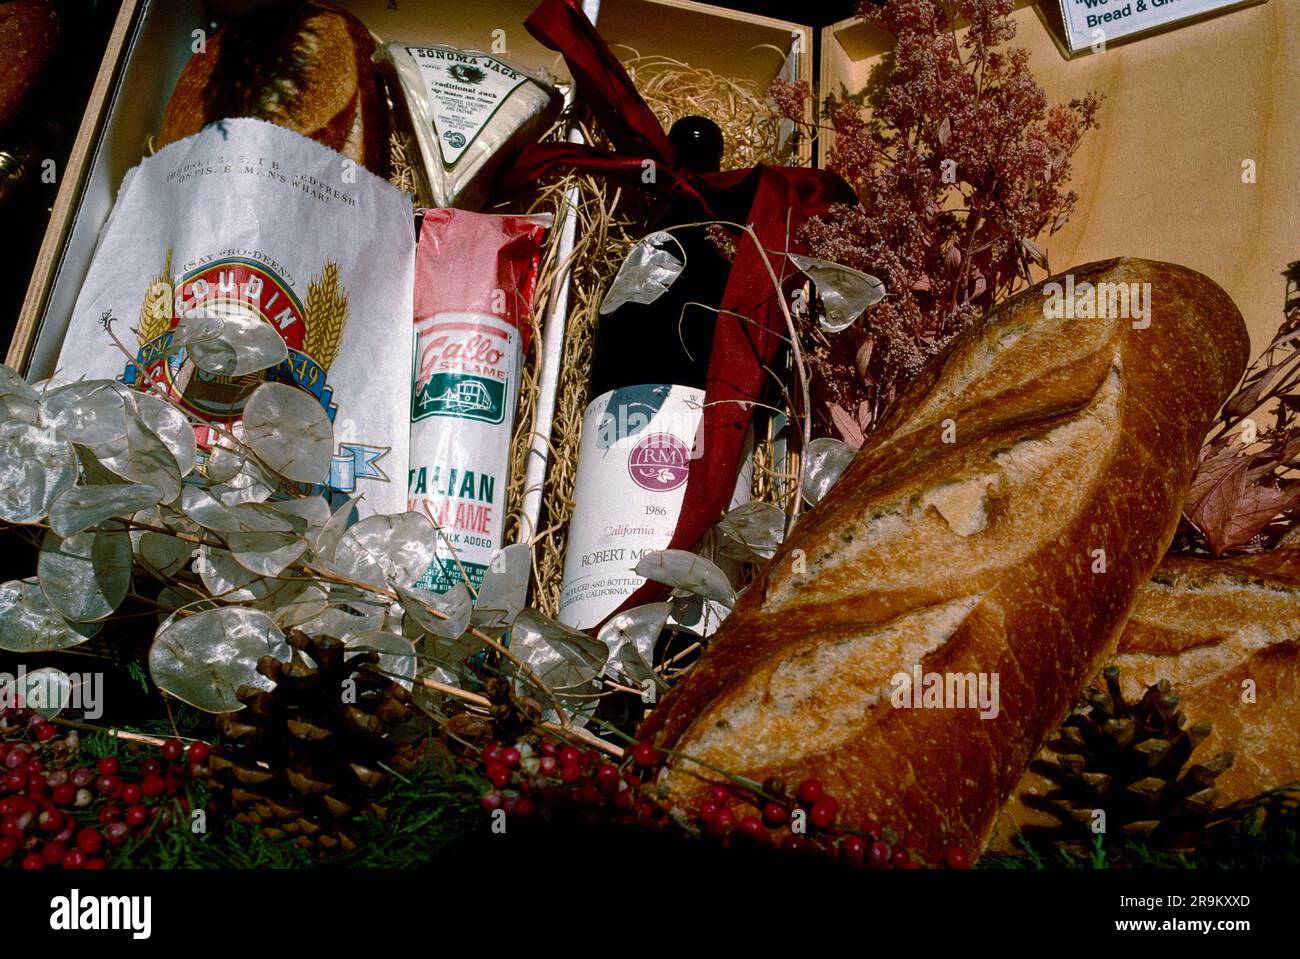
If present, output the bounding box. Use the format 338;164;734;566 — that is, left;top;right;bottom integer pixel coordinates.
381;42;562;211
408;208;549;592
55;119;416;516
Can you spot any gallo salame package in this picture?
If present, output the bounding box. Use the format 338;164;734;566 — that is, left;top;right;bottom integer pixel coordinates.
408;208;548;593
55;119;416;516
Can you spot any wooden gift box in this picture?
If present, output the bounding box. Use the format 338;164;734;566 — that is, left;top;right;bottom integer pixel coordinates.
4;0;812;600
818;0;1298;351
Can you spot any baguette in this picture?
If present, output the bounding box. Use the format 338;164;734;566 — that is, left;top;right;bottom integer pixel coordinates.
990;551;1300;850
159;1;389;176
638;258;1249;857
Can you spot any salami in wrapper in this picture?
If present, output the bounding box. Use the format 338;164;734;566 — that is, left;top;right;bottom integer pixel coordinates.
54;119;416;516
408;208;549;592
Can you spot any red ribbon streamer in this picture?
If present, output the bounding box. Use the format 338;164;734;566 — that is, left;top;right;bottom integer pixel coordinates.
510;0;857;629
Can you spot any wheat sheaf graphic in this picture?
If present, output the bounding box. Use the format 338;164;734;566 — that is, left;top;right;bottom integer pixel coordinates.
137;247;174;344
302;261;349;371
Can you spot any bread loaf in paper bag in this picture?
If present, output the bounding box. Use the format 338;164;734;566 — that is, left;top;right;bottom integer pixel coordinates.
55;118;415;515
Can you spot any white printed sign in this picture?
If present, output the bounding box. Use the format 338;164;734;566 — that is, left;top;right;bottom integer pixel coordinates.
1056;0;1262;53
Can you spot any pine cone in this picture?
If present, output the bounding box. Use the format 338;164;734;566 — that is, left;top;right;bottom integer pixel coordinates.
1023;666;1233;856
207;631;419;852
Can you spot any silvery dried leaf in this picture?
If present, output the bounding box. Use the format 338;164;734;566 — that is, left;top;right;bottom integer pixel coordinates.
38;380;130;448
715;500;786;562
242;382;333;484
38;528;132;623
0;392;38;425
226;528;308;578
130;507;196;578
344;631;416;690
472;542;531;626
130;392;196;479
0;421;78;523
296;604;386;639
98;403;183;504
30;374;79;394
417;628;479;670
315;495;358;559
787;253;886;332
193;545;270;597
76;446;129;487
154;585;217;615
412;663;461;712
48;483;161;538
195;545;301;606
800;436;856;506
222;495;327;578
270;584;329;628
0;579;99;651
616;643;667;696
0;364;38;403
541;677;600;728
332;512;437;590
598;602;670;669
397;582;472;640
204;432;246;484
0;366;39;427
200;426;274;502
668;591;704;628
599;231;685;315
209;456;277;505
541;660;600;695
511;610;606;690
270;495;331;538
1;666;72;719
509;610;568;680
149;607;291;713
634;549;736;608
174;308;289;376
181;488;301;534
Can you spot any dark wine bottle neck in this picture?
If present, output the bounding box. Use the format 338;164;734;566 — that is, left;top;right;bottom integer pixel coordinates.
588;116;729;399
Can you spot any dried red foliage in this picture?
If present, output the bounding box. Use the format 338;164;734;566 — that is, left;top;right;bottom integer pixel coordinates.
1176;263;1300;556
770;0;1100;443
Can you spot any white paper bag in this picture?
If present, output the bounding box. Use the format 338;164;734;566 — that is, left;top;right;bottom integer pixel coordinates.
57;119;416;516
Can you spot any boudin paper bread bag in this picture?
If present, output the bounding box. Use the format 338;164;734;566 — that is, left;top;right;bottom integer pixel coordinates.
54;118;415;516
638;257;1250;857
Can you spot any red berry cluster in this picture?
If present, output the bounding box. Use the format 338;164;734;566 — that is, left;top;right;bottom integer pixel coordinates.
0;704;211;870
473;737;974;868
693;776;970;869
476;737;671;828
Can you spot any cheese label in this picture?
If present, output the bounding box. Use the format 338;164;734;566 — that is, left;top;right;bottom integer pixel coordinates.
403;45;531;166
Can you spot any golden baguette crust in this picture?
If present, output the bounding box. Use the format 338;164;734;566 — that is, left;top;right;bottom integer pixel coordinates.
989;552;1300;851
159;1;389;176
639;258;1249;857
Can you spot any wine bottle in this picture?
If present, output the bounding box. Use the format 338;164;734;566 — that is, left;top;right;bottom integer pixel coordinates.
558;116;739;630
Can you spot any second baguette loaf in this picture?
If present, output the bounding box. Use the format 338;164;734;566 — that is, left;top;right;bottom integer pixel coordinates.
639;258;1249;856
990;551;1300;850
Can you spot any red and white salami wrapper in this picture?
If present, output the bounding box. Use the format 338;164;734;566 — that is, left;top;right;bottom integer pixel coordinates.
408;208;549;593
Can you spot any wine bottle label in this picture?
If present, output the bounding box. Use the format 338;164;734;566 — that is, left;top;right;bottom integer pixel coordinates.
403;46;531;166
559;384;705;629
408;311;520;593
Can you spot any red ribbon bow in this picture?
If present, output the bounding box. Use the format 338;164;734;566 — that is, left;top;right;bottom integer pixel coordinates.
507;0;857;629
